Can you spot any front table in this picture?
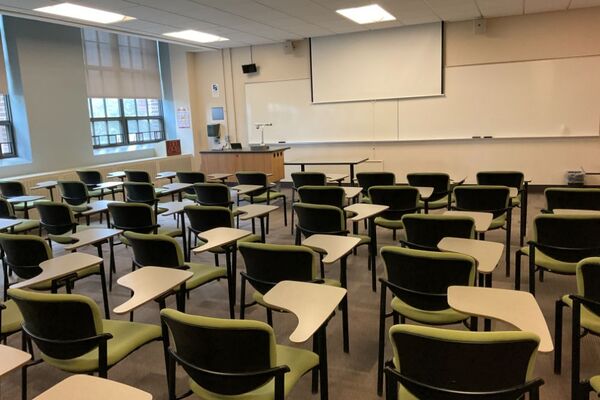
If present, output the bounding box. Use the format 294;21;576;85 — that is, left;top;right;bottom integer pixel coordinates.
33;375;152;400
263;281;347;400
344;203;389;291
447;286;553;352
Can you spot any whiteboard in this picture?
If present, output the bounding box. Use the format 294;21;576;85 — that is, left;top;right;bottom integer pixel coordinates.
245;79;398;143
310;23;443;103
245;56;600;143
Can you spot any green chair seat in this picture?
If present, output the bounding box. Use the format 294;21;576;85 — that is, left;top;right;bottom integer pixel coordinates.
240;190;285;204
521;247;576;274
68;204;92;213
189;343;319;400
120;227;182;246
417;195;449;210
48;225;94;244
13;200;45;211
561;295;600;333
183;193;197;201
1;299;23;335
489;214;506;230
88;189;105;198
390;296;468;325
11;219;40;233
157;207;168;215
349;233;370;245
511;196;521;207
591;376;600;393
361;196;372;204
199;234;262;254
41;319;161;373
183;262;227;290
374;216;404;230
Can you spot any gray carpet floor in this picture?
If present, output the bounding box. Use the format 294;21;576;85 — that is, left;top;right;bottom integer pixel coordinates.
1;189;594;399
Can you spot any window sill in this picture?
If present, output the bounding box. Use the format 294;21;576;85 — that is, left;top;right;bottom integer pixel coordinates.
93;143;157;156
0;156;31;168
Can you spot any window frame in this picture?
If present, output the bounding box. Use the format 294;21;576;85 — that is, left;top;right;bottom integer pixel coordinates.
0;95;17;159
88;97;165;149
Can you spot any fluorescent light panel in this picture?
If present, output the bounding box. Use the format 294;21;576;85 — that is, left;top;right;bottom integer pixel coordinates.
336;4;396;24
34;2;134;24
164;30;229;44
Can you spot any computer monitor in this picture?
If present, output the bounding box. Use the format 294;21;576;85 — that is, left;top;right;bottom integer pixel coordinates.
207;124;220;138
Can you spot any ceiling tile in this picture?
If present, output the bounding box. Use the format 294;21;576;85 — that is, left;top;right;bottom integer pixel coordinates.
425;0;482;21
524;0;570;13
476;0;524;17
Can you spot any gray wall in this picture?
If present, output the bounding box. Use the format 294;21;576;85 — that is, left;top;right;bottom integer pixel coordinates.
0;16;157;178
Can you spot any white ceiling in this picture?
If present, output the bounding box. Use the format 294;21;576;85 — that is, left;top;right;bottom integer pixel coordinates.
0;0;598;50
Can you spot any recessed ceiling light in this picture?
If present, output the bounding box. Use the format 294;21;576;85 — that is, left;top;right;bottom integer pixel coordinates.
164;30;229;44
336;4;396;24
34;2;134;24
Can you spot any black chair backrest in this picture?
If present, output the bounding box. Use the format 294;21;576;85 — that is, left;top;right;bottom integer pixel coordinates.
533;215;600;263
577;258;600;316
185;205;233;233
291;172;326;189
476;171;524;189
293;203;346;236
368;186;419;221
238;242;314;294
161;310;276;395
0;198;15;218
544;188;600;212
76;170;103;188
235;172;268;197
406;173;450;202
36;201;76;235
58;181;88;206
8;289;102;360
298;186;345;209
356;172;395;196
0;234;51;279
125;170;151;183
453;185;510;218
108;203;157;233
0;181;25;198
193;183;232;207
402;214;475;250
123;182;156;206
381;246;475;312
389;325;539;400
124;232;182;268
177;172;205;194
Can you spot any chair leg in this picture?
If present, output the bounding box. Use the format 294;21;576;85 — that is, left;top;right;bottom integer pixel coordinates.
505;209;512;277
295;228;301;245
572;300;582;400
99;264;110;319
291;191;295;235
240;276;246;319
214;253;219;267
377;282;387;396
529;248;536;296
392;229;396;241
341;294;349;353
515;249;522;290
554;299;565;374
266;308;273;327
282;196;287;226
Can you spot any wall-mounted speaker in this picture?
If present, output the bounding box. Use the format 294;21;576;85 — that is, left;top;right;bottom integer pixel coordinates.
242;63;258;74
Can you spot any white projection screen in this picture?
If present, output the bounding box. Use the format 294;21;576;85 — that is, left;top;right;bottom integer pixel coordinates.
310;23;443;103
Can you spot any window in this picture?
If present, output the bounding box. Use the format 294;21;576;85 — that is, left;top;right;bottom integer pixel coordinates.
88;98;164;148
0;95;16;158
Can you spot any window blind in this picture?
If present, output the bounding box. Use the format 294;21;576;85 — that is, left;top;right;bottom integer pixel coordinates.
82;29;161;99
0;35;8;94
